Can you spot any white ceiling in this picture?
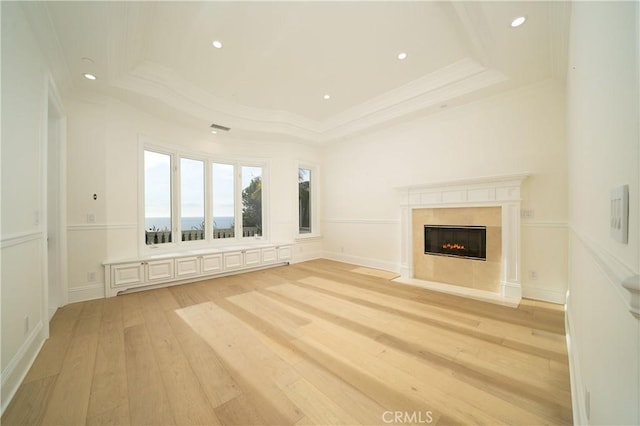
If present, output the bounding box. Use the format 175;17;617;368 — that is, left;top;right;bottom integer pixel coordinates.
26;1;570;143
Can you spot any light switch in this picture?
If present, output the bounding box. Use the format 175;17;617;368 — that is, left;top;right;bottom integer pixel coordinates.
610;185;629;243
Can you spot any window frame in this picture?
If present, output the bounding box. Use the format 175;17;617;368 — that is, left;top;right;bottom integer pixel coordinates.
139;138;269;253
295;162;320;240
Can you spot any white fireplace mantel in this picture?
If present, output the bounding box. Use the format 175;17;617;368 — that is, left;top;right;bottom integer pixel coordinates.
396;174;529;307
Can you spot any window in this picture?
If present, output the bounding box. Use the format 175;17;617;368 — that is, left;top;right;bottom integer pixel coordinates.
298;168;311;234
241;166;262;237
212;163;235;239
144;150;173;245
180;158;205;241
142;144;267;248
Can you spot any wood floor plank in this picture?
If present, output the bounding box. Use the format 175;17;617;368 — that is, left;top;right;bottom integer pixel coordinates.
213;394;268;426
1;375;57;426
166;309;242;408
121;292;145;329
123;323;176;426
176;302;305;425
86;300;130;426
40;329;100;424
137;291;221;425
282;378;360;425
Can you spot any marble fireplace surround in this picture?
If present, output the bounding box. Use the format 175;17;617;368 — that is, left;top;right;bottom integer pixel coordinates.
395;174;528;307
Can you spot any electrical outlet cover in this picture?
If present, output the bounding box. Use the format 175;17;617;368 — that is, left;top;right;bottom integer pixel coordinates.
610;185;629;243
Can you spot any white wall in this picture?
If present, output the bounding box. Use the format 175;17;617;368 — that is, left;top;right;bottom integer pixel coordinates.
65;95;324;300
566;2;639;424
322;80;569;303
1;2;50;413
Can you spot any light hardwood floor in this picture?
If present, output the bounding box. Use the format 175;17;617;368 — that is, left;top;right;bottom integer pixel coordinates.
2;259;572;425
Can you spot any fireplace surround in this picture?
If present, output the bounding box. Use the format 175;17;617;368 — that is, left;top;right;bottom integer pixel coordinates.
396;174;528;306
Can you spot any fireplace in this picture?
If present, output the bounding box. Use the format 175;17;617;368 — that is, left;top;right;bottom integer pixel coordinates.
424;225;487;260
397;174;527;305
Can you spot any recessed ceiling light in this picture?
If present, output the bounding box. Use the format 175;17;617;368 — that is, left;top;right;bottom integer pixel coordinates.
210;130;218;134
212;40;223;49
511;16;526;28
397;52;408;60
83;73;97;80
323;94;331;100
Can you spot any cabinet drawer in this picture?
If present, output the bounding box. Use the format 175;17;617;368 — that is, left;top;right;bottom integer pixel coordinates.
224;252;243;270
262;247;277;264
111;263;144;287
176;256;200;277
277;245;292;261
146;259;174;282
202;254;223;274
244;249;261;267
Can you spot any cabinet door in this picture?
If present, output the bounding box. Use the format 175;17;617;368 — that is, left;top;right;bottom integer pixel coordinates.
224;252;243;270
244;249;262;267
176;256;200;278
146;259;174;282
262;247;277;264
111;262;144;287
202;253;223;274
277;245;292;261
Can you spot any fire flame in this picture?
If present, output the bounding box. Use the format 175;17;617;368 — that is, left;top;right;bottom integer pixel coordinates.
442;243;465;250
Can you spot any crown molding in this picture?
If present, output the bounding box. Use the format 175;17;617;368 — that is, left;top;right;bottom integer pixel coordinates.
318;61;507;142
111;58;507;144
111;61;325;142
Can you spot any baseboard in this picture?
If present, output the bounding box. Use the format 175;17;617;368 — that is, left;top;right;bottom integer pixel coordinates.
565;290;589;426
522;284;567;304
322;251;400;273
67;282;105;303
291;250;323;264
1;320;46;415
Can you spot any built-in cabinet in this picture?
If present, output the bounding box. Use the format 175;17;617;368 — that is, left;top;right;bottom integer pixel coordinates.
104;243;292;297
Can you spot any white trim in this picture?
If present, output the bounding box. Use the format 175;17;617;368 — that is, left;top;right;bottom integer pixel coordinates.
393;276;520;308
322;250;400;274
67;283;105;303
521;221;568;228
0;231;42;249
570;226;640;317
112;57;508;144
565;291;589;426
521;284;568;305
67;223;137;231
323;218;400;225
139;137;271;254
0;320;46;415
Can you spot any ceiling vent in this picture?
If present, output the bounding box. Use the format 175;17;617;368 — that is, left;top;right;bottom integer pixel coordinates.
210;123;231;132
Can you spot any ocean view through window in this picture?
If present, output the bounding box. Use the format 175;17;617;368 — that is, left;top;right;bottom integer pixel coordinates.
143;144;267;246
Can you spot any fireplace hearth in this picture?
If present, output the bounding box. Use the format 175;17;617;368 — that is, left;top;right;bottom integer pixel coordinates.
424;225;487;261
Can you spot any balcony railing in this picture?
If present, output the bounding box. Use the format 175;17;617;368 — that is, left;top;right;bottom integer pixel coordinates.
145;227;259;245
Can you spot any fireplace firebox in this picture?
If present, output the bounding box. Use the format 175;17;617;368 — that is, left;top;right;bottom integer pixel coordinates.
424;225;487;261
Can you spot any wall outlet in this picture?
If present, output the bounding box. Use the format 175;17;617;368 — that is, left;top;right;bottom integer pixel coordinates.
24;315;29;335
87;271;96;282
34;210;40;226
520;209;535;219
86;213;96;224
529;270;538;281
